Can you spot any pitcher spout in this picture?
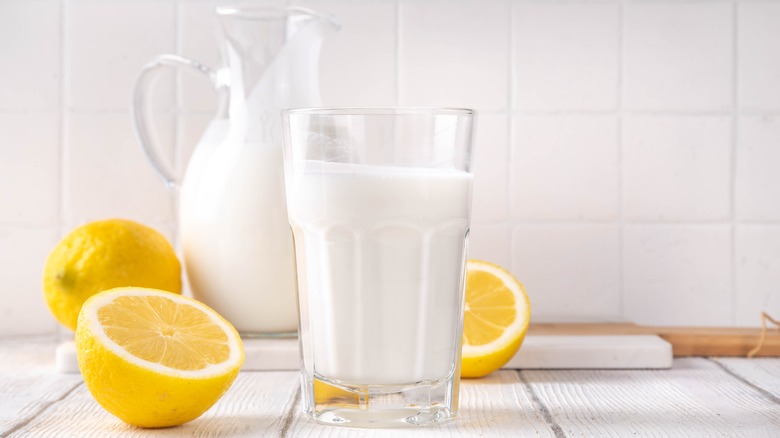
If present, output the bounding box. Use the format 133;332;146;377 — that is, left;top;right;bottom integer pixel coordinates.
214;5;338;99
215;6;339;144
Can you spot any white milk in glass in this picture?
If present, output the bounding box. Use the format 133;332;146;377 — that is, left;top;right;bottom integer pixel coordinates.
288;161;472;385
179;121;298;333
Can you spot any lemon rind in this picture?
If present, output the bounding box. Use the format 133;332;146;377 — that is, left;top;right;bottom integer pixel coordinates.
81;287;244;379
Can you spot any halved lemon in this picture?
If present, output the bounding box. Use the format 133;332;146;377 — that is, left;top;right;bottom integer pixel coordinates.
75;287;244;428
461;260;530;378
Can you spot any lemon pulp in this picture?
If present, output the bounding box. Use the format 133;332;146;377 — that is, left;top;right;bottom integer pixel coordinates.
98;295;232;371
461;260;530;378
76;287;244;428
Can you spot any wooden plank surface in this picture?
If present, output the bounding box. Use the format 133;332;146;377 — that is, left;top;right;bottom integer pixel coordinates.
522;358;780;437
8;372;300;437
710;357;780;399
0;338;83;434
1;339;779;437
529;323;780;357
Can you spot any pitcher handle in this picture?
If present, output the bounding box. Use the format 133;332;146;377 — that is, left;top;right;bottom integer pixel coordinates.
131;54;216;190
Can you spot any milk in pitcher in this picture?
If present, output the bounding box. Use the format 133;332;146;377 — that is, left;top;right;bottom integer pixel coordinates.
131;7;338;336
180;121;298;334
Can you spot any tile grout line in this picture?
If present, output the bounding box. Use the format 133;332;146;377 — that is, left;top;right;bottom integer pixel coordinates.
395;0;401;107
516;370;567;438
30;108;780;117
58;0;68;238
172;0;183;249
0;381;83;438
729;0;739;325
56;1;75;349
175;0;182;177
616;0;625;321
508;0;517;272
490;219;780;226
5;107;780;116
512;109;780;116
707;358;780;406
55;108;208;115
278;383;301;438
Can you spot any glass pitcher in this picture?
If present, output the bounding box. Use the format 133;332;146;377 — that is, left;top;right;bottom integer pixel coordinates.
132;6;338;337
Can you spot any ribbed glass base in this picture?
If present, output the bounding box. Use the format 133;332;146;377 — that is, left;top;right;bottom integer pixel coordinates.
302;373;459;428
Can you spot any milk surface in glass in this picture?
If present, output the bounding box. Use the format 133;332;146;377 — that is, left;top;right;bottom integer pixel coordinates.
288;161;472;385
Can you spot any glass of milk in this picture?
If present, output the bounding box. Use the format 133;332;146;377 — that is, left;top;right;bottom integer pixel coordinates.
282;108;474;427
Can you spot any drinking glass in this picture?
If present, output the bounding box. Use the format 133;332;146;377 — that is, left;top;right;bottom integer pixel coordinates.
282;108;475;427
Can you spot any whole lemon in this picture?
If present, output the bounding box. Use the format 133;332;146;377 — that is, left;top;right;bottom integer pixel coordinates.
43;219;181;331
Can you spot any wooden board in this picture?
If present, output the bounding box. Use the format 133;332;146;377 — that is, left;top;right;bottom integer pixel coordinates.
529;323;780;357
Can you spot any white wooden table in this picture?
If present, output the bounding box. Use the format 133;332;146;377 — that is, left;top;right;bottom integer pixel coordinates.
2;337;779;437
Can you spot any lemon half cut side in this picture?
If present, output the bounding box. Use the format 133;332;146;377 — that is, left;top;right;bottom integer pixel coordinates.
76;287;244;428
461;260;531;378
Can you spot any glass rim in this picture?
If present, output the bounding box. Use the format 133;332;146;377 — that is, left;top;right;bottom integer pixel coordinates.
282;107;474;117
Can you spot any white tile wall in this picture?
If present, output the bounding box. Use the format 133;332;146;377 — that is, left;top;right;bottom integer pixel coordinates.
513;2;619;111
623;2;733;111
738;2;780;111
469;223;511;271
623;225;732;327
512;115;618;220
177;113;213;178
64;113;175;226
0;227;60;336
1;0;779;337
399;0;510;111
0;0;60;110
472;114;509;221
735;225;780;327
736;115;780;221
622;116;732;221
68;0;177;111
179;0;223;113
513;224;621;322
301;0;398;107
0;113;60;227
